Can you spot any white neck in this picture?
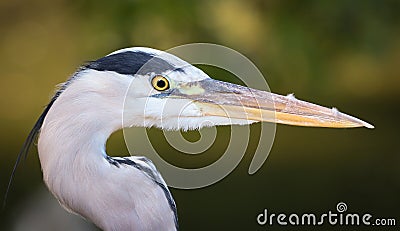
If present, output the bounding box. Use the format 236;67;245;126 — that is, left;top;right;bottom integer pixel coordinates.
37;70;177;231
38;70;129;204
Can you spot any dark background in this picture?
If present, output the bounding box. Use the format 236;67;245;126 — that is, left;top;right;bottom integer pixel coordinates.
1;0;399;230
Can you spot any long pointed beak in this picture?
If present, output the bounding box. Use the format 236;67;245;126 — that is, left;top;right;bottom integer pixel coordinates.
171;79;374;129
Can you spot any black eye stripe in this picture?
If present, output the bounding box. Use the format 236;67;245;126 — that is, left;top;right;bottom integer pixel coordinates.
85;51;186;76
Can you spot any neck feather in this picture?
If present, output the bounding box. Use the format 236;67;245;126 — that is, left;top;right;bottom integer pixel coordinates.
38;70;130;194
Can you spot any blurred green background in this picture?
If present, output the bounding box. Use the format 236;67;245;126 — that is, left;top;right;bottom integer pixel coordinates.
1;0;399;230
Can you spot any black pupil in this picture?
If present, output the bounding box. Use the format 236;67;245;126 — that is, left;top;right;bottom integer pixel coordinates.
157;79;166;89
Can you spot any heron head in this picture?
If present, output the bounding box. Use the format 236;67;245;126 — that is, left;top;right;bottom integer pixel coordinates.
77;47;373;131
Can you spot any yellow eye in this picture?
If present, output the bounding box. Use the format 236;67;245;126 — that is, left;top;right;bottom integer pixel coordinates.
151;75;170;91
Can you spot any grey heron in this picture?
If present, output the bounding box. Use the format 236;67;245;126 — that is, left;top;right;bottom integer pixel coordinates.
10;47;373;231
